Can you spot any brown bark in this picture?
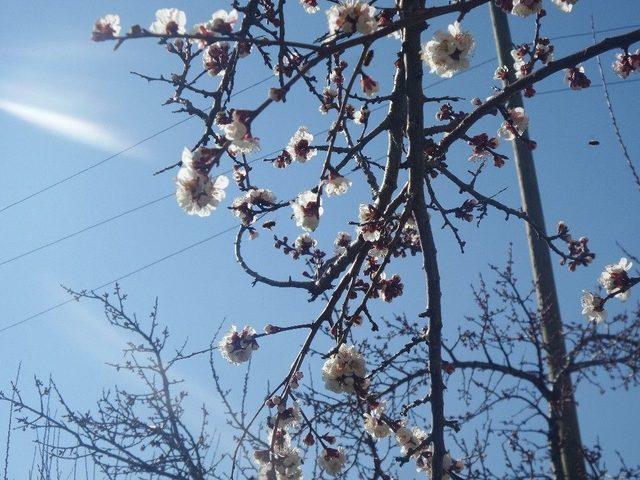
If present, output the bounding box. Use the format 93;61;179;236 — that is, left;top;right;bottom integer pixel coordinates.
402;0;446;478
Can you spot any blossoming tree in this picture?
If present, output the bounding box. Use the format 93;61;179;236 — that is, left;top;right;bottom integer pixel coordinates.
3;0;640;479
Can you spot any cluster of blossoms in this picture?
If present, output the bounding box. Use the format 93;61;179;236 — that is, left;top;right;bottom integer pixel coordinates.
203;42;230;76
511;44;531;79
612;49;640;79
327;0;377;37
318;448;347;476
322;344;369;394
396;425;463;478
286;127;317;163
274;54;304;78
319;87;339;114
150;8;187;35
291;191;323;232
300;0;320;14
324;174;351;196
396;425;430;470
375;273;404;302
219;325;259;364
511;0;543;18
232;188;277;225
92;14;121;41
581;258;635;323
273;233;322;260
217;109;260;153
254;432;303;480
193;9;238;37
267;401;302;431
497;107;530;141
356;204;383;242
363;401;391;439
421;22;475;78
565;64;591;90
353;105;370;124
467;133;501;164
598;258;634;301
495;0;578;15
333;231;352;255
294;233;317;254
551;0;578;12
175;147;229;217
399;218;422;255
511;38;554;81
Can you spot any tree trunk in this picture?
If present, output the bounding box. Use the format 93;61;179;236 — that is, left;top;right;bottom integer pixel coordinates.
402;0;447;478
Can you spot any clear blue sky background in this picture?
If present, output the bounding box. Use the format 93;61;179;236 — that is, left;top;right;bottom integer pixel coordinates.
1;0;639;476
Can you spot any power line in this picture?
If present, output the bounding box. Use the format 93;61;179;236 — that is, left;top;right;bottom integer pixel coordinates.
2;75;638;268
0;156;387;335
0;76;272;215
0;145;294;268
0;194;173;267
0;119;192;215
535;77;640;96
0;222;240;334
1;24;637;215
552;23;640;41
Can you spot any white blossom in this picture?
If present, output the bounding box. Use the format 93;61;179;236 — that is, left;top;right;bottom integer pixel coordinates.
327;0;377;36
421;22;475;78
353;105;370;124
580;291;607;323
219;325;259;364
334;231;352;255
268;404;302;431
511;0;542;18
291;191;323;232
150;8;186;35
232;188;276;225
247;188;277;205
256;446;304;480
286;127;317;163
92;14;121;41
322;344;368;394
612;50;640;79
363;401;391;439
509;47;530;79
497;107;529;141
318;448;347;476
295;233;317;251
368;244;388;259
357;204;382;242
325;175;351;196
435;453;465;480
396;425;428;459
220;110;260;153
203;42;230;76
300;0;321;13
395;425;463;476
232;196;253;225
551;0;578;12
175;151;228;217
598;257;633;301
205;9;238;33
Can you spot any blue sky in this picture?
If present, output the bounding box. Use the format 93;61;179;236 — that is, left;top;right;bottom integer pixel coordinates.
1;0;639;476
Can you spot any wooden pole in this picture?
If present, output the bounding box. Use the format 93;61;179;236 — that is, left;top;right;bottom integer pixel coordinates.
488;4;586;479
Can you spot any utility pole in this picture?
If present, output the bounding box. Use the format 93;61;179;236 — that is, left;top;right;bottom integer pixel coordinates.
488;4;587;480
